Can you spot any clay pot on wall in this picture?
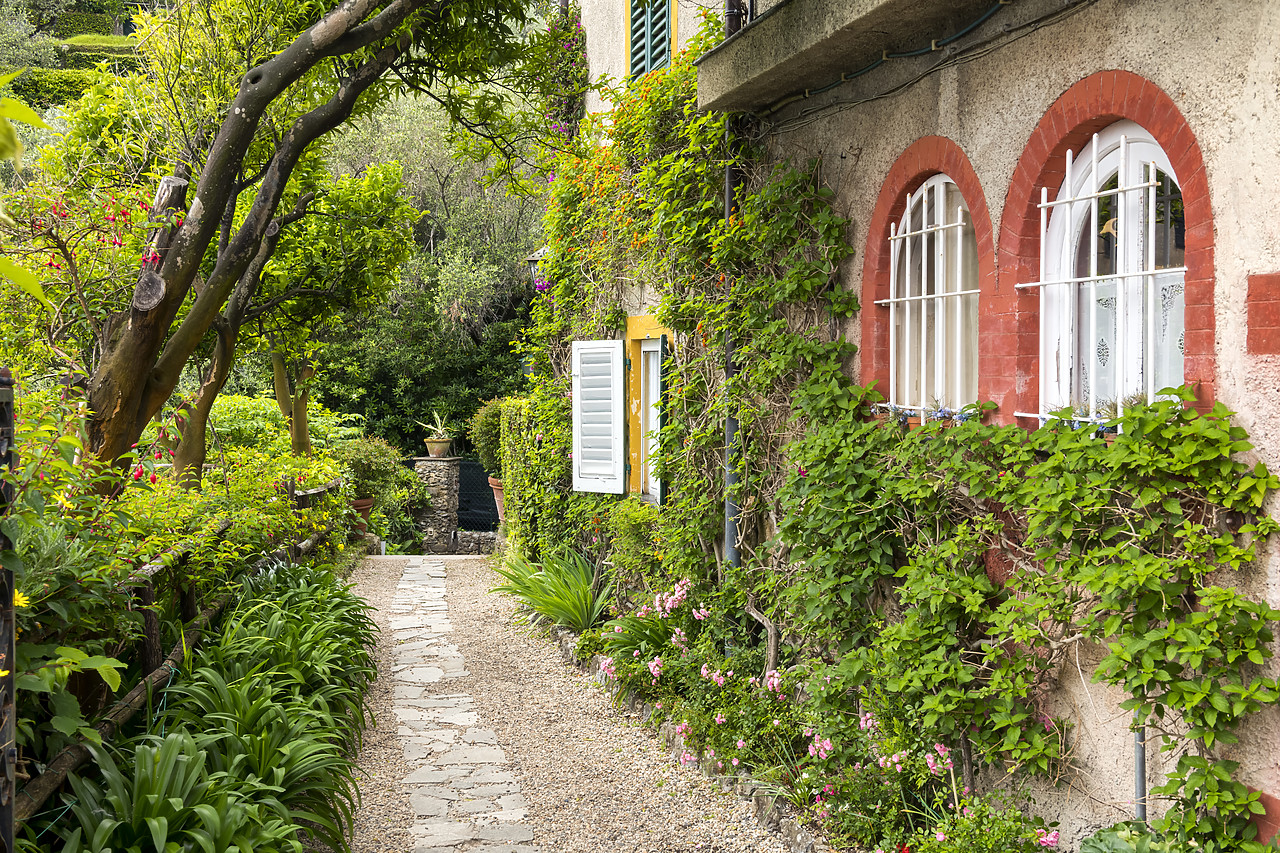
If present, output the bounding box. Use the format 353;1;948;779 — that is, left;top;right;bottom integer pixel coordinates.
425;439;453;458
488;476;505;524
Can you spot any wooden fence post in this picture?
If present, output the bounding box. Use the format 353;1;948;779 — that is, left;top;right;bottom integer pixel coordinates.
0;367;17;853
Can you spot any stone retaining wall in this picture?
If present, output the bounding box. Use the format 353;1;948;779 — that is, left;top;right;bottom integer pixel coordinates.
413;457;459;554
412;457;496;555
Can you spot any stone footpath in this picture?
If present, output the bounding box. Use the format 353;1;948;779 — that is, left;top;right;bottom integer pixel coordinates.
389;557;537;853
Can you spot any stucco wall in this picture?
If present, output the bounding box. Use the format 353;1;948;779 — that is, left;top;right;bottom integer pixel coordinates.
583;0;721;115
746;0;1280;841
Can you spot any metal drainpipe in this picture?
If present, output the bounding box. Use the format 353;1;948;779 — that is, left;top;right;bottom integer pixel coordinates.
1135;712;1147;821
723;0;742;572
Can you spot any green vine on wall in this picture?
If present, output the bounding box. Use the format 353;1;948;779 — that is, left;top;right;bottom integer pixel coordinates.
499;13;1280;851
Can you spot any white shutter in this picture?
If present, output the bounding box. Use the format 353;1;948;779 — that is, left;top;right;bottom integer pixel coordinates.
571;340;626;494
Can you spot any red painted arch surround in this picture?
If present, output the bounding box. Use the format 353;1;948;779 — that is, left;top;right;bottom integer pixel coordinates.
995;70;1216;420
859;136;997;409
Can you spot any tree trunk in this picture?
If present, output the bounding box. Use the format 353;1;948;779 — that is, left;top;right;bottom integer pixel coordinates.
170;322;236;488
291;364;313;456
271;350;314;456
170;218;288;487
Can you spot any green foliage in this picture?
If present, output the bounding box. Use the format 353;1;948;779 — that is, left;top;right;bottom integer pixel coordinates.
52;11;111;37
57;34;134;50
469;397;504;477
60;734;302;853
54;564;375;853
1083;823;1198;853
607;496;662;590
333;435;428;550
6;67;96;107
1;385;349;772
58;49;138;71
208;393;361;454
318;95;536;451
491;548;613;632
0;1;60;69
905;795;1050;853
335;436;410;502
498;389;614;560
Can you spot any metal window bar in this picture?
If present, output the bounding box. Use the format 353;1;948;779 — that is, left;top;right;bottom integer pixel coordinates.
1023;133;1185;421
882;180;977;414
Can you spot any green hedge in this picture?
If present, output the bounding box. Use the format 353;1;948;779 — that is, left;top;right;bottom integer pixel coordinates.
8;68;97;107
59;34;135;52
61;48;138;71
54;12;112;37
498;390;614;560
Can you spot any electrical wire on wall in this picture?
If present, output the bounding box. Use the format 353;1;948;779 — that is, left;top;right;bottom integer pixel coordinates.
761;0;1101;135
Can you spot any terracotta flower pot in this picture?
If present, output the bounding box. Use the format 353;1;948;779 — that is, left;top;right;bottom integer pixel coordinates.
488;476;505;523
425;438;452;457
351;496;374;534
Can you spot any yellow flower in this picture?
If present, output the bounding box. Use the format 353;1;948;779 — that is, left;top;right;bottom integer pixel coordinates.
13;590;29;609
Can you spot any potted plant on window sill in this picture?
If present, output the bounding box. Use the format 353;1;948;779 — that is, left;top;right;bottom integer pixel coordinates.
469;398;505;523
417;412;454;457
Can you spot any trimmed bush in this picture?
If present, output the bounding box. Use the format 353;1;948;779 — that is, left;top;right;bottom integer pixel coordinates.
7;68;97;107
59;34;136;52
61;49;139;71
469;397;504;478
54;11;112;37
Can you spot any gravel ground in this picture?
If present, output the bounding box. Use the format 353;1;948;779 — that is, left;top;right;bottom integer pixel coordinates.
349;556;416;853
350;553;796;853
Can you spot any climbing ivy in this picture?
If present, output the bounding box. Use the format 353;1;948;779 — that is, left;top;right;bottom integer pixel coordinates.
501;13;1280;851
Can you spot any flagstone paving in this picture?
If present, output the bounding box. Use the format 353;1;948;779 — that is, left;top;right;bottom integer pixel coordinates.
390;557;538;853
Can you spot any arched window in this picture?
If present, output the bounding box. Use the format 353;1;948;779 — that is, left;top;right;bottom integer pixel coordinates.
1024;120;1185;419
877;174;980;415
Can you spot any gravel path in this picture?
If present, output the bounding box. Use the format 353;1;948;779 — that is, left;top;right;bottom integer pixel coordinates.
350;556;416;853
349;554;795;853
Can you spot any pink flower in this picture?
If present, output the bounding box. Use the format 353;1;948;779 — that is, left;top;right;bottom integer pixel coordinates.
731;757;739;766
715;713;726;724
737;739;746;749
936;832;946;842
1036;830;1059;848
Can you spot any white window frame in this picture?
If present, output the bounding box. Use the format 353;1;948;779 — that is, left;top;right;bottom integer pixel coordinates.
1016;121;1186;421
875;173;980;415
571;340;626;494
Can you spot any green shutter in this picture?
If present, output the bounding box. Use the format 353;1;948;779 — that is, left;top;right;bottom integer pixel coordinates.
630;3;648;76
630;2;671;76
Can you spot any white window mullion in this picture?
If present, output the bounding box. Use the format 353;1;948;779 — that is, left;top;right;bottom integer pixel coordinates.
933;180;947;411
953;206;965;410
1146;161;1156;405
1116;135;1128;418
1039;185;1049;419
905;211;915;411
1088;136;1099;421
889;221;899;407
919;188;929;415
